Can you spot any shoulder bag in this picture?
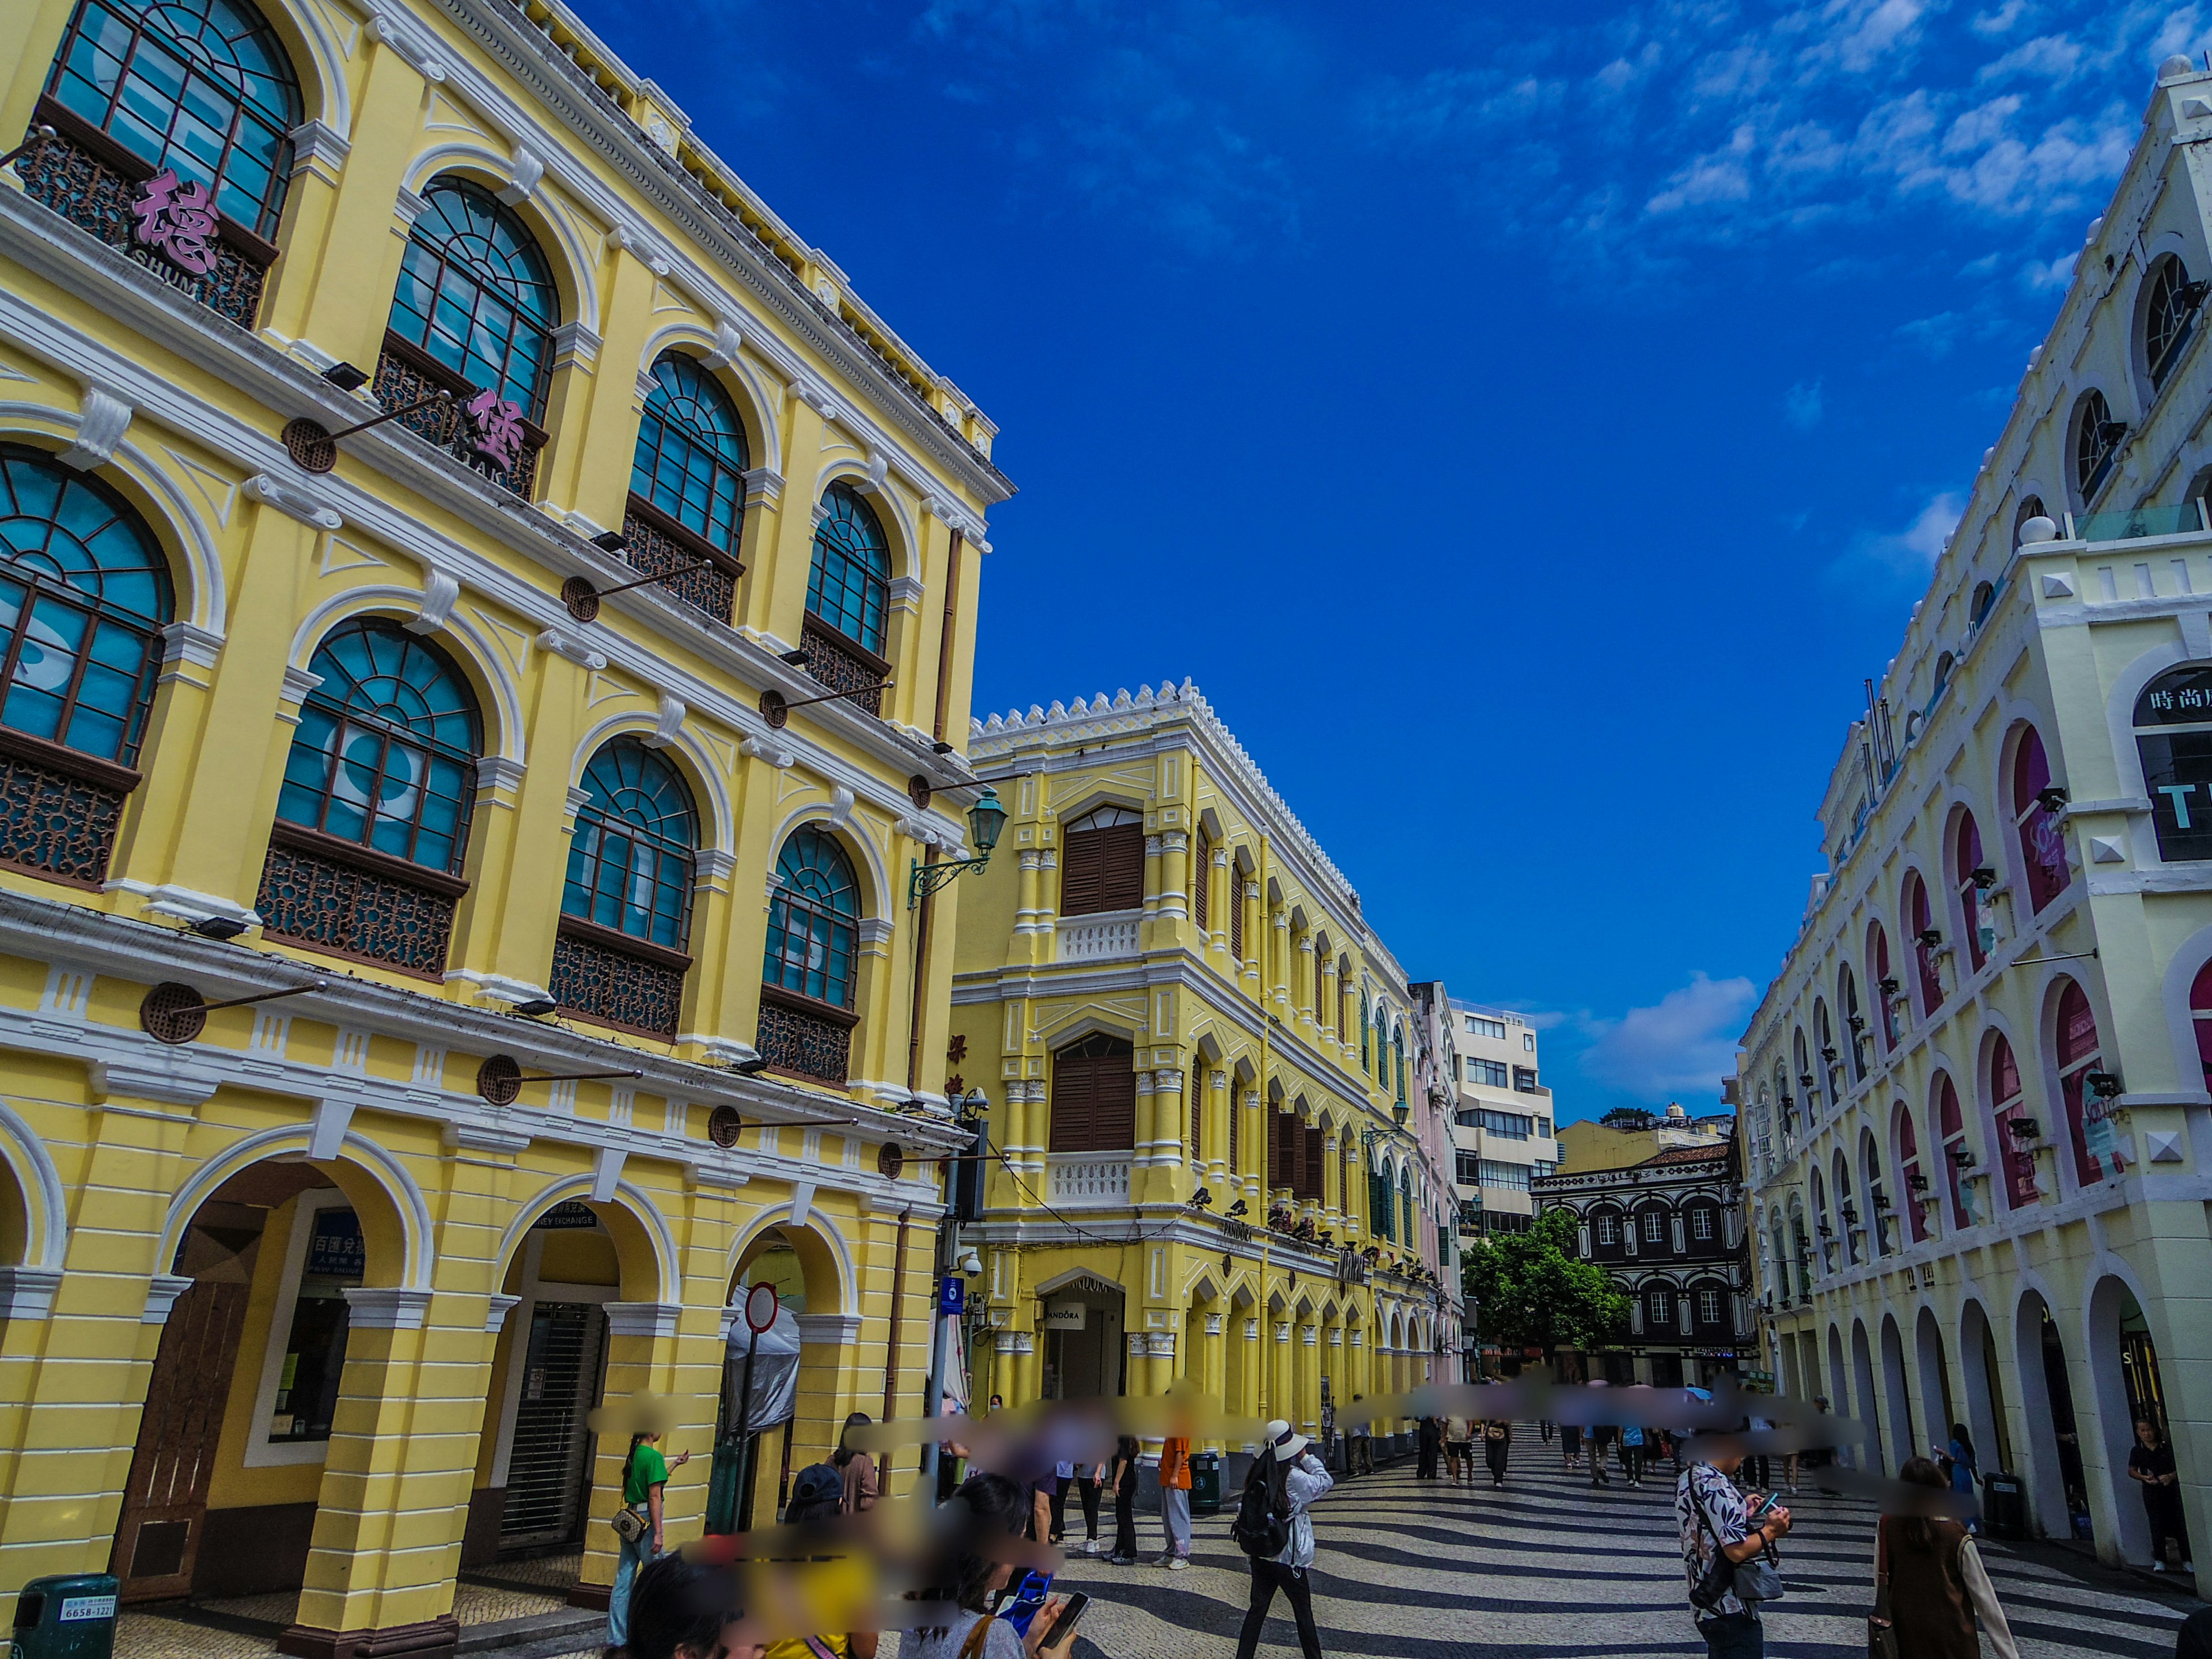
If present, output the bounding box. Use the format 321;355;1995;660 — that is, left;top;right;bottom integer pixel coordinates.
1867;1516;1900;1659
611;1505;648;1546
1690;1482;1786;1609
957;1615;998;1659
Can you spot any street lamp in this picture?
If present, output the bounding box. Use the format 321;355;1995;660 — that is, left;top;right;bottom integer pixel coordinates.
908;788;1007;908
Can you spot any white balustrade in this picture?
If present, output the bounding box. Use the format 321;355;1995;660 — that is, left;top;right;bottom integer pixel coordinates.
1058;913;1141;961
1047;1154;1131;1206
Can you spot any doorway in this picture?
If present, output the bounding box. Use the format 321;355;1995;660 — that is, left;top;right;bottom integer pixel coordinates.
1041;1276;1126;1399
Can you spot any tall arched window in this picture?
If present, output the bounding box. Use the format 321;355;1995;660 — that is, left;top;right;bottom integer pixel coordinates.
43;0;301;237
0;445;173;885
1815;998;1840;1101
1832;1150;1859;1265
1869;924;1899;1055
1393;1024;1406;1104
1810;1167;1832;1272
1936;1073;1970;1229
1988;1036;2036;1210
2145;255;2203;391
1858;1127;1891;1256
1892;1106;1927;1244
2054;979;2121;1185
1839;969;1867;1081
2074;388;2122;502
1953;810;1990;971
1359;988;1370;1070
2012;725;2069;912
757;825;862;1085
1904;873;1942;1016
552;738;696;1037
623;353;748;621
1793;1025;1815;1115
803;482;892;710
389;179;558;415
265;619;480;973
1060;803;1143;916
1048;1031;1135;1154
2135;664;2212;862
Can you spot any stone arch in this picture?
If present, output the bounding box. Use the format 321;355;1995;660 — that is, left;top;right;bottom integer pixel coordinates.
495;1174;676;1306
811;457;922;582
1912;1303;1953;1467
0;1098;68;1281
2013;1283;2077;1537
1826;1324;1852;1462
2157;921;2212;1101
0;416;228;635
569;710;735;857
1034;1005;1143;1054
249;0;354;135
1957;1296;2008;1484
1851;1319;1885;1475
158;1124;431;1293
285;585;524;764
724;1207;856;1319
632;324;782;467
766;801;892;923
397;151;601;335
2086;1269;2162;1563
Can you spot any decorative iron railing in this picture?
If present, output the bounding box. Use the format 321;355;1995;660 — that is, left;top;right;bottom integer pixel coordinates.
371;334;545;499
799;616;888;719
550;921;687;1039
255;824;460;977
620;496;738;623
14;105;272;331
0;729;135;888
755;983;855;1085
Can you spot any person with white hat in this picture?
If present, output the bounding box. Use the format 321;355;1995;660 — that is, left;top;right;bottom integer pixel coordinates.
1230;1419;1334;1659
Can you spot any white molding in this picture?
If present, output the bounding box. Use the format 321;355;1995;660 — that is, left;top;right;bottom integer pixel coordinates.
0;1266;63;1320
484;1291;521;1332
343;1285;434;1329
403;568;461;635
287;119;351;172
605;1299;681;1338
796;1311;861;1345
244;472;343;530
59;385;132;471
160;621;224;672
141;1272;193;1324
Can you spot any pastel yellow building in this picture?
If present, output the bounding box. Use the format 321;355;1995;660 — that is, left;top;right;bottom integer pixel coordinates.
0;0;1009;1647
948;684;1460;1469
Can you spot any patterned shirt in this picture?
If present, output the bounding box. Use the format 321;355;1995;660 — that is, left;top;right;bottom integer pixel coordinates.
1675;1462;1753;1623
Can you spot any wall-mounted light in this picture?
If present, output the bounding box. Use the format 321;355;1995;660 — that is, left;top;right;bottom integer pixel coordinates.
514;997;558;1017
476;1054;644;1105
2035;785;2069;814
188;915;249;941
907;788;1007;908
761;677;893;730
141;978;327;1045
320;361;370;394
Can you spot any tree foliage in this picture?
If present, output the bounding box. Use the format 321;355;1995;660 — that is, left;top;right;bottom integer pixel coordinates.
1462;1207;1630;1355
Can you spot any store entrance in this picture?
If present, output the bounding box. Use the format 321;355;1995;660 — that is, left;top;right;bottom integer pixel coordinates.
1040;1274;1126;1400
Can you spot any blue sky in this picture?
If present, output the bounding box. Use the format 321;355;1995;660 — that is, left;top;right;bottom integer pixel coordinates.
581;0;2200;1121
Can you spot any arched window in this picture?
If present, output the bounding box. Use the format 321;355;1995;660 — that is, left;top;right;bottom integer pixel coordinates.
2144;255;2203;391
388;178;558;418
264;619;479;974
2011;725;2069;912
0;445;173;885
1869;924;1898;1055
1858;1127;1891;1256
2192;960;2212;1092
1904;872;1942;1016
1988;1035;2036;1210
1815;998;1840;1101
1060;802;1143;916
2074;388;2122;502
562;739;696;948
757;826;863;1085
1936;1073;1971;1229
1793;1026;1814;1114
1839;968;1866;1082
1393;1024;1406;1104
619;353;749;621
1931;652;1955;702
1048;1031;1135;1153
275;620;478;870
806;481;892;656
1810;1167;1832;1271
1832;1149;1859;1264
1359;988;1370;1070
1192;825;1210;933
44;0;301;237
552;738;696;1037
2012;498;2047;549
2135;664;2212;862
1893;1106;1927;1244
1953;811;1990;972
2054;979;2122;1185
1971;579;1999;624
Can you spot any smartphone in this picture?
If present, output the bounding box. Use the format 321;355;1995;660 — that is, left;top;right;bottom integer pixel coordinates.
992;1571;1054;1637
1040;1592;1091;1652
1745;1493;1774;1520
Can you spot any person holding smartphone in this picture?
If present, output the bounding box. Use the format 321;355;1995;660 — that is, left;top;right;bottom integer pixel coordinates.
1677;1449;1791;1658
897;1474;1073;1659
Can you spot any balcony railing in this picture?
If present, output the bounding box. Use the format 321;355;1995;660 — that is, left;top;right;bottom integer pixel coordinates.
0;727;137;889
756;982;856;1085
1058;912;1141;962
255;823;463;977
1046;1154;1131;1207
550;919;688;1039
14;103;274;332
371;334;545;499
620;495;740;624
799;616;888;719
2074;501;2207;544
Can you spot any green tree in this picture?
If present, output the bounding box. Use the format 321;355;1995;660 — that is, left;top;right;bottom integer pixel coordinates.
1462;1207;1630;1355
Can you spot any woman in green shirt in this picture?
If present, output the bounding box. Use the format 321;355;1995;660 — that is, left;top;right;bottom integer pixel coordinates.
609;1429;690;1650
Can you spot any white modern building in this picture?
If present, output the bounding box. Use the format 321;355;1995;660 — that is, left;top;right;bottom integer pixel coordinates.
1449;1002;1558;1236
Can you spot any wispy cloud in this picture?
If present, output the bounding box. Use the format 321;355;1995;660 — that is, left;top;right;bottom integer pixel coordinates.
1841;490;1967;579
1578;972;1758;1103
1784;379;1825;429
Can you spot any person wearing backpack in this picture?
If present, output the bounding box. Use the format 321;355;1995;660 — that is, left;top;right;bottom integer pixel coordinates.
1232;1421;1333;1659
1677;1447;1791;1657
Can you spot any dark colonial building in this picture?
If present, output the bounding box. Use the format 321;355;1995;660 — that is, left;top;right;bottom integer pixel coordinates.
1531;1118;1754;1387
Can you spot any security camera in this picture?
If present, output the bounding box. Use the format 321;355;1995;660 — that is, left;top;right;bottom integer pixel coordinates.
958;1248;983;1275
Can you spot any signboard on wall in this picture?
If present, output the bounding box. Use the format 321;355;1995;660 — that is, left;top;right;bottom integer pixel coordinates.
306;1207;363;1281
1043;1304;1086;1331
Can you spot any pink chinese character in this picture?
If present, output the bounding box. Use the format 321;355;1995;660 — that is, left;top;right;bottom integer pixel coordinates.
462;388;527;470
130;168;219;275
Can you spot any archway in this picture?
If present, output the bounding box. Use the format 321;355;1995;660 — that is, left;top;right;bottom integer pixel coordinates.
1036;1268;1127;1403
111;1154;404;1605
1826;1325;1852;1466
716;1222;847;1531
1914;1306;1955;1466
2016;1288;2089;1540
1958;1299;2012;1483
1851;1320;1884;1475
1880;1313;1915;1471
2089;1275;2166;1565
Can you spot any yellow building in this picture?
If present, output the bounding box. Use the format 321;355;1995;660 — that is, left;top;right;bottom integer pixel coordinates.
0;0;1010;1647
949;684;1459;1464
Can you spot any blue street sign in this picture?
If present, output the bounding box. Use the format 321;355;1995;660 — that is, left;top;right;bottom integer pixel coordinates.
939;1275;965;1315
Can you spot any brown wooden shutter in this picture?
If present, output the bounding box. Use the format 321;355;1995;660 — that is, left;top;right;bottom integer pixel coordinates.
1229;1090;1240;1172
1291;1117;1309;1196
1304;1125;1325;1202
1099;824;1143;911
1048;1050;1094;1152
1229;865;1244;959
1060;831;1104;916
1093;1052;1135;1150
1192;832;1209;931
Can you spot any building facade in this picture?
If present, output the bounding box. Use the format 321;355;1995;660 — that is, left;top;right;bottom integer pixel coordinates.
949;684;1460;1461
1556;1103;1729;1175
1740;56;2212;1569
0;0;1009;1648
1446;1001;1557;1237
1532;1120;1753;1387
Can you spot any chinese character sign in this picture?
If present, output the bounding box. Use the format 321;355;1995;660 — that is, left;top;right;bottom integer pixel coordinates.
462;388;527;471
130;168;220;275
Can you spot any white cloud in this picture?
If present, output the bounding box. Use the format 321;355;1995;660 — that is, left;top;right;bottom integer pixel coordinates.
1579;972;1758;1102
1848;490;1966;577
2022;249;2079;288
1784;378;1825;428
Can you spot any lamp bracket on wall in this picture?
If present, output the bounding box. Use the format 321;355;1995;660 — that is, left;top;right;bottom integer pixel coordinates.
475;1052;645;1106
561;556;730;624
282;388;454;475
759;679;893;729
141;978;328;1046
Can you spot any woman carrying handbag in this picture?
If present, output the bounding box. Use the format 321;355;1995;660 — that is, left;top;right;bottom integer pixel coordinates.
1867;1458;2019;1659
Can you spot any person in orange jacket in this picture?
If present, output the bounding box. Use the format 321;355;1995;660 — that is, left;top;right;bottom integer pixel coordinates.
1157;1388;1195;1570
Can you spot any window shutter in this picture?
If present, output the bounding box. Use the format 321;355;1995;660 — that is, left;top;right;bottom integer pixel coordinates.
1048;1051;1093;1153
1100;823;1144;911
1229;1089;1240;1172
1189;1069;1202;1161
1060;831;1104;916
1192;833;1209;931
1291;1117;1308;1196
1093;1053;1135;1150
1302;1125;1324;1202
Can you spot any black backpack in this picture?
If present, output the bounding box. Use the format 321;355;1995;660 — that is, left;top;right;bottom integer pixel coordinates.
1230;1454;1290;1558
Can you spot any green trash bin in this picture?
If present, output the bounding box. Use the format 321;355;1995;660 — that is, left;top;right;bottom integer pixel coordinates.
1190;1451;1222;1516
11;1574;118;1659
706;1440;745;1535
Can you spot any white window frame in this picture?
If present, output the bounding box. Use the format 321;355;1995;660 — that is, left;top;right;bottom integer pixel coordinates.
244;1187;354;1468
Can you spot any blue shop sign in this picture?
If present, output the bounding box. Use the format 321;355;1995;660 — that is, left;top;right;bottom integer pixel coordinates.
308;1207;364;1281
